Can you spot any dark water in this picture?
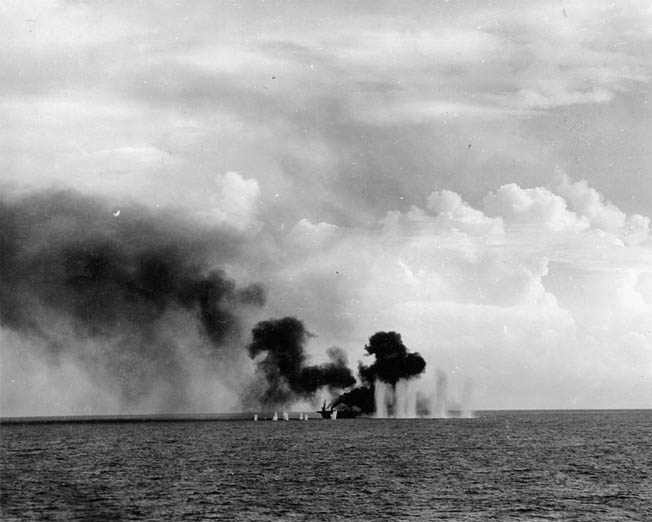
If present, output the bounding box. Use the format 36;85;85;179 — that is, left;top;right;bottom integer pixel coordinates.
1;411;651;521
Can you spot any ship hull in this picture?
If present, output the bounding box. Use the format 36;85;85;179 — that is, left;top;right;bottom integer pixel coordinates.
317;408;361;419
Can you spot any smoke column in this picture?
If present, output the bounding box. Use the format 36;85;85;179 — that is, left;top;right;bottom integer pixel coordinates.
359;332;425;418
0;190;265;414
330;331;426;417
429;369;449;418
359;332;426;386
246;317;355;407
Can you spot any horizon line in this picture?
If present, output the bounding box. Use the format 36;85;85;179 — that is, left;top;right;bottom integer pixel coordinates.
2;408;650;424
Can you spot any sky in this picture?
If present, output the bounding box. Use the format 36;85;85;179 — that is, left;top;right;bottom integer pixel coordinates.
1;0;652;414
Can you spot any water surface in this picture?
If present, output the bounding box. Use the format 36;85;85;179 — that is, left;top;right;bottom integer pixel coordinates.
1;410;650;521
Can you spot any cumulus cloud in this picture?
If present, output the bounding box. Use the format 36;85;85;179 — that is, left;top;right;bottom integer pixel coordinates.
269;175;652;409
2;174;650;413
195;171;262;234
287;219;341;250
555;173;650;245
426;190;504;234
483;183;588;232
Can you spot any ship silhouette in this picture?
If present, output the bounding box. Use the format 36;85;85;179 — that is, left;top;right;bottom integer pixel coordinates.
317;401;361;419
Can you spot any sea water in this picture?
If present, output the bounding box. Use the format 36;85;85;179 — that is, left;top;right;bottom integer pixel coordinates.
1;410;651;521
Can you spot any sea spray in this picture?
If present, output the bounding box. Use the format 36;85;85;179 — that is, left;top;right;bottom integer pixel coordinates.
394;378;418;418
374;379;390;418
336;331;426;416
430;369;449;418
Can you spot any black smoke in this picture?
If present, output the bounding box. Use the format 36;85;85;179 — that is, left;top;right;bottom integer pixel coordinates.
0;190;265;410
359;331;426;386
332;331;426;414
331;385;374;414
247;317;355;406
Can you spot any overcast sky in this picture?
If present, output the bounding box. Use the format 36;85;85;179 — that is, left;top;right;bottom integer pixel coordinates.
2;0;652;413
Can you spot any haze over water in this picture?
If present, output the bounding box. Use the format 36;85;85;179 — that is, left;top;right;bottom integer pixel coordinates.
2;410;650;521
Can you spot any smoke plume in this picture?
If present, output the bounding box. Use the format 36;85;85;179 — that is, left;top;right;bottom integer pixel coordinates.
332;331;426;414
0;190;265;412
359;331;426;386
246;317;356;407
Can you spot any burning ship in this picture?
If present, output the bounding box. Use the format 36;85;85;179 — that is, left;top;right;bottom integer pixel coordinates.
317;401;362;419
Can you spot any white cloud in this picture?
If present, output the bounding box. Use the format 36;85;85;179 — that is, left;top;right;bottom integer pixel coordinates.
287;219;341;250
266;175;652;408
483;183;588;232
426;189;504;234
195;171;262;233
555;173;650;245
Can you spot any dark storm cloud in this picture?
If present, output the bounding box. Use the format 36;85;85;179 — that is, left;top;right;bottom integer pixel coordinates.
0;189;265;407
246;317;355;407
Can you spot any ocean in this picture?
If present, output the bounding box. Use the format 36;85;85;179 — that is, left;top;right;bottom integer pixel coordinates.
1;410;650;521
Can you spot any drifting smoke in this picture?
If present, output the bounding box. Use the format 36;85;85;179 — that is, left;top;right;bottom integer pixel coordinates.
246;317;356;407
0;190;265;413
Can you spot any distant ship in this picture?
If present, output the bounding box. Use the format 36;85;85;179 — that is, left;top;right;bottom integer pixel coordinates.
317;402;361;419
